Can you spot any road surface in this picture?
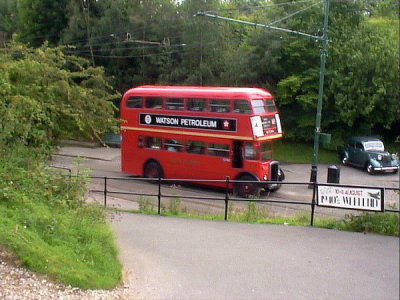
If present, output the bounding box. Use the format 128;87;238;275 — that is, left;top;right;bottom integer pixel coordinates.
112;213;399;300
52;145;399;299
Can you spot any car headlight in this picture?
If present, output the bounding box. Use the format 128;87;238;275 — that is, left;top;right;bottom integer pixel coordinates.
377;154;382;161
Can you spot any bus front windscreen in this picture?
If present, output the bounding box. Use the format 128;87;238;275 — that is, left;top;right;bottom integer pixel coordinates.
260;141;273;161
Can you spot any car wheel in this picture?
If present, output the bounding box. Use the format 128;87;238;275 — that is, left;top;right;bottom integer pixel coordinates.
366;163;375;175
341;155;348;165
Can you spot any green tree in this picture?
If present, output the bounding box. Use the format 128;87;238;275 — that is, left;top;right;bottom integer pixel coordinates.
0;0;18;44
0;42;118;147
276;0;399;145
16;0;69;47
326;17;399;142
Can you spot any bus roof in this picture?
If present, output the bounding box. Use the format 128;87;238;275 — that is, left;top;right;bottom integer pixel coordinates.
125;85;273;99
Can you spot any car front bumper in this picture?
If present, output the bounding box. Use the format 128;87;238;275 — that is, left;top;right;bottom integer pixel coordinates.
373;165;399;172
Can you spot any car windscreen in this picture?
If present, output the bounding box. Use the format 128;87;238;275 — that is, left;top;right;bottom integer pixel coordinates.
363;141;384;152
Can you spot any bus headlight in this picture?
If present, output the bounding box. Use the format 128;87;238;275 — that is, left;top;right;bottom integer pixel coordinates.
263;175;268;181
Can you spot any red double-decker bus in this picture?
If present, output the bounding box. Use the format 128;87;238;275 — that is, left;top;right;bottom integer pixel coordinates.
120;85;284;196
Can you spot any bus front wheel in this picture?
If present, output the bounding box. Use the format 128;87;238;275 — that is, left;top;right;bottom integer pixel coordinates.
144;161;163;179
234;174;260;198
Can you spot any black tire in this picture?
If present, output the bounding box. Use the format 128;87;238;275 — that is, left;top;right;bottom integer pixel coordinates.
234;174;260;198
341;155;348;165
366;163;375;175
144;161;163;179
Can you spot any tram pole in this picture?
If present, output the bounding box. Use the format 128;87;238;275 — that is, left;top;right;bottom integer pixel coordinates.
196;0;330;184
310;0;330;185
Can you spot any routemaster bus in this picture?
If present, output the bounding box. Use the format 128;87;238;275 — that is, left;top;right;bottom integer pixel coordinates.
120;85;284;197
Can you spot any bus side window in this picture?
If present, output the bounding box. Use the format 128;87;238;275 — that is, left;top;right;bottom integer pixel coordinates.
166;98;184;110
208;143;229;157
234;100;251;114
186;141;205;154
126;96;142;108
145;97;163;109
187;98;206;111
209;100;230;113
138;136;144;148
165;139;183;152
145;137;161;149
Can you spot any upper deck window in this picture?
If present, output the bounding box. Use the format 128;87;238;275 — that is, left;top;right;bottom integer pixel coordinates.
265;99;277;113
145;97;162;109
233;100;251;114
251;100;265;114
209;99;230;113
126;96;142;108
166;98;184;110
187;98;206;111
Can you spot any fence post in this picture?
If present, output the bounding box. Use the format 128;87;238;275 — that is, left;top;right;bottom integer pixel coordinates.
104;176;107;208
157;176;161;215
224;177;230;221
310;182;316;226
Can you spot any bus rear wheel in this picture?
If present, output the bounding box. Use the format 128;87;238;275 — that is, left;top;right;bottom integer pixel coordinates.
234;174;260;198
144;161;163;179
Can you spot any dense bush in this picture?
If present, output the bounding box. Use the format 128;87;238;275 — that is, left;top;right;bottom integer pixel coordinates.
0;42;119;148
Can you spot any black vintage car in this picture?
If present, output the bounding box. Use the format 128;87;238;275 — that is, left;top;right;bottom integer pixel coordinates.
339;137;399;174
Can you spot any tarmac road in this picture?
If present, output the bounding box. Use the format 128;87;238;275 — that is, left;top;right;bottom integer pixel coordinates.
51;145;400;299
112;213;399;300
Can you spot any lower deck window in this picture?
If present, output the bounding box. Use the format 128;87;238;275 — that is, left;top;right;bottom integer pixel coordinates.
186;141;205;154
165;139;183;152
208;143;229;157
145;137;161;149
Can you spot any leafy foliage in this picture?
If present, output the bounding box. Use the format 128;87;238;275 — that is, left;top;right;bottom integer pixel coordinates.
0;42;118;147
16;0;69;47
0;0;398;144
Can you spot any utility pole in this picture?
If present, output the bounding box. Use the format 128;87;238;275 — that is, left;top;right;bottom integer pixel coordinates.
310;0;330;184
80;0;95;66
197;0;330;184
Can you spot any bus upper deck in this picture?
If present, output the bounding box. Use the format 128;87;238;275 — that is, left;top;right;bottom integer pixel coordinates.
120;85;283;141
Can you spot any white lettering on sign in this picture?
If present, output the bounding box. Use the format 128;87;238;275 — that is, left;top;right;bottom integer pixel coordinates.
180;118;217;128
155;117;179;125
317;186;384;212
140;113;237;132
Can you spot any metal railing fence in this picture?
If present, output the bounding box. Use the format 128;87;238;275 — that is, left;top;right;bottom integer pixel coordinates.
86;175;400;226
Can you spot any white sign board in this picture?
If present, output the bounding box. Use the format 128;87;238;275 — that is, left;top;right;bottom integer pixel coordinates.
317;185;384;212
250;116;264;137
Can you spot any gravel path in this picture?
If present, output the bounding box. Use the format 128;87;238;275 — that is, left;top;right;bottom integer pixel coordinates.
0;247;134;300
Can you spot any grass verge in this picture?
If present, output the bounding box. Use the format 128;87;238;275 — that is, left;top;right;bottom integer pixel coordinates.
128;199;399;236
273;139;338;163
0;145;121;289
